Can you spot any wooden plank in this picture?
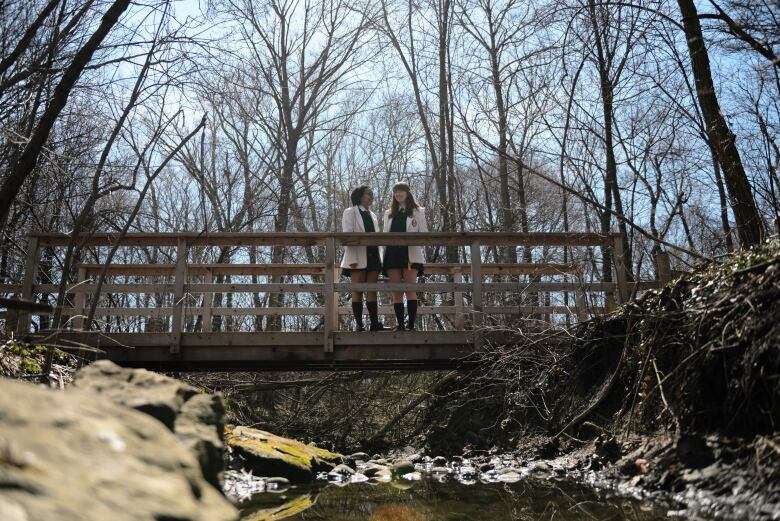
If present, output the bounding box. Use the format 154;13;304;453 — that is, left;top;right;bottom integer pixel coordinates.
655;251;671;286
189;283;324;293
484;305;602;315
482;282;617;292
32;231;612;248
36;283;175;293
426;263;578;275
77;262;575;277
575;274;588;322
80;263;327;277
17;236;40;335
72;267;87;330
171;238;186;354
612;234;630;303
201;268;212;332
334;282;471;292
58;303;602;319
471;240;483;349
454;269;464;330
323;237;335;352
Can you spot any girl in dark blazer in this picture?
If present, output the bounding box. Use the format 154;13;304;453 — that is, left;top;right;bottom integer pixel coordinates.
340;185;387;331
383;182;428;330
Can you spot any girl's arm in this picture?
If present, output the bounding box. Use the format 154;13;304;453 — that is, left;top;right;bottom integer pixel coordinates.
342;207;354;233
418;208;429;232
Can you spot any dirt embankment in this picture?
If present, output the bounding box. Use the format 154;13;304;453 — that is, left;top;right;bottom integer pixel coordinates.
421;242;780;519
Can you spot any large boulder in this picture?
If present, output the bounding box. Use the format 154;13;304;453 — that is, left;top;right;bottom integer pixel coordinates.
226;426;341;482
72;360;224;486
0;377;237;521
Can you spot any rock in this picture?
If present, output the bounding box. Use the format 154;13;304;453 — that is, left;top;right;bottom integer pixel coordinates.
0;377;237;521
362;465;391;478
73;360;195;429
175;394;226;487
676;434;714;469
478;462;494;472
328;464;356;479
333;463;356;475
430;466;450;475
225;426;340;482
347;452;369;463
407;453;422;463
73;360;225;486
432;456;447;466
391;459;415;476
498;470;522;483
531;461;552;474
367;467;392;481
595;434;622;462
264;477;291;492
635;458;650;474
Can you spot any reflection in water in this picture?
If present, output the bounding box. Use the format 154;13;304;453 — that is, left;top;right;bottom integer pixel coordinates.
239;477;677;521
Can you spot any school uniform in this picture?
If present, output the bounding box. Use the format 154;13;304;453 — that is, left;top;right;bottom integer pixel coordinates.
341;205;383;277
382;206;428;330
340;204;386;331
382;206;427;276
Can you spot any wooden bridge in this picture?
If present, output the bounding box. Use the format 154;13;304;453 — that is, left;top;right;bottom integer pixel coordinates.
1;232;669;371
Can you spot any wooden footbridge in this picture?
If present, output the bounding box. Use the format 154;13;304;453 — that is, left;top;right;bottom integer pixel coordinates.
2;232;670;371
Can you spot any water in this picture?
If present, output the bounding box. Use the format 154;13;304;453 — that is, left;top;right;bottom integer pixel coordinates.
238;477;675;521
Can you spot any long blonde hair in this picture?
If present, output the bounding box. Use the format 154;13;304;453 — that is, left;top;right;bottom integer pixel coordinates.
387;181;419;217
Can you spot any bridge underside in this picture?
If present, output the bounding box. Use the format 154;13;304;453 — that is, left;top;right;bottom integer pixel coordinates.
44;331;498;371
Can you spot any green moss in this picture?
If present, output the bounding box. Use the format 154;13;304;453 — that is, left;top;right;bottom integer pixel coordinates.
20;357;41;375
225;426;341;481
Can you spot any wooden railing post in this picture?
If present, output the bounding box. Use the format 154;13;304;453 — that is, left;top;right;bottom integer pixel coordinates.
574;268;588;322
323;237;335;352
72;266;87;330
454;268;464;330
612;234;630;304
655;250;671;287
16;236;40;335
471;240;483;348
170;238;187;354
201;267;212;332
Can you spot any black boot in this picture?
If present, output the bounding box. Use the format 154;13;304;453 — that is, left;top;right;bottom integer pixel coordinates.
366;301;387;331
393;302;405;330
351;301;365;331
407;299;418;331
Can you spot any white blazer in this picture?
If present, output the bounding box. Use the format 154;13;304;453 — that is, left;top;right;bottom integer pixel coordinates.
383;207;428;265
340;206;382;269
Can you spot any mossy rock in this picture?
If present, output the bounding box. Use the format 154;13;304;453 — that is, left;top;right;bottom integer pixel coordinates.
225;426;341;482
240;493;314;521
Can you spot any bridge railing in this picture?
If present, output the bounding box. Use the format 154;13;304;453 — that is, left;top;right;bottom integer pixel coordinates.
2;232;669;352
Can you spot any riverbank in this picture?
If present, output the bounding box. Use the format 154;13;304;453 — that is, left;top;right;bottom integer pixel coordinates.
416;241;780;519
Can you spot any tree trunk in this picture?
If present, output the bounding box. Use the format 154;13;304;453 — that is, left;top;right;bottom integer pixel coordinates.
677;0;764;247
0;0;132;235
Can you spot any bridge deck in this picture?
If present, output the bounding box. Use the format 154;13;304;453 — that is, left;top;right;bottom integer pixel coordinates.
49;330;490;371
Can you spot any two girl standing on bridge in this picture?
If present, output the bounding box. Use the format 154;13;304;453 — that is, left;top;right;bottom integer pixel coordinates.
340;182;428;332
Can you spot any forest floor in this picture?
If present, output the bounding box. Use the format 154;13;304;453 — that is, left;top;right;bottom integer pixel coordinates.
419;240;780;519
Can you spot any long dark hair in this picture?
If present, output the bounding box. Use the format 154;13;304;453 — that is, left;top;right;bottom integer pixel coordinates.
387;181;419;217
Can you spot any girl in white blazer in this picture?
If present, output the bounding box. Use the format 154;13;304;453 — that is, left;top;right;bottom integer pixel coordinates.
340;185;387;331
382;181;428;331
